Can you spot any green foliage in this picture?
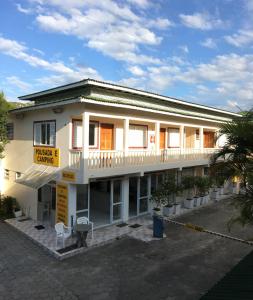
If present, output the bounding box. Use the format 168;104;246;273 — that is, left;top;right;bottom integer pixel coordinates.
194;176;212;196
0;91;13;158
181;176;196;198
0;195;18;219
151;173;179;207
211;109;253;228
211;109;253;188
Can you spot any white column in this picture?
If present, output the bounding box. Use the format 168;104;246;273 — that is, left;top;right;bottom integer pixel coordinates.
155;121;160;154
123;118;129;155
122;177;129;222
199;127;204;151
82;112;90;184
180;125;184;150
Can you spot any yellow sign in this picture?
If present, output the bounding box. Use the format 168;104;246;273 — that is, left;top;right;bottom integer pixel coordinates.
34;147;60;167
56;183;68;225
62;171;76;182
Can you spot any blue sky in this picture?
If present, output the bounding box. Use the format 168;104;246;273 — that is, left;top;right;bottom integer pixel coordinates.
0;0;253;111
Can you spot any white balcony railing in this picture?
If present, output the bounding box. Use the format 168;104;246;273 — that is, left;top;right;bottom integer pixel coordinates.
69;148;218;170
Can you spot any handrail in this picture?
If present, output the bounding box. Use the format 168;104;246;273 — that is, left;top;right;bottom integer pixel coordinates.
69;148;218;170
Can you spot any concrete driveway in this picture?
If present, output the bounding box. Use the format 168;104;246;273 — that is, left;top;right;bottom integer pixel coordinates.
0;198;252;300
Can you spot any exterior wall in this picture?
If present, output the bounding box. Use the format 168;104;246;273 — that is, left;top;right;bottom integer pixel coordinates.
2;92;231;224
2;103;86;216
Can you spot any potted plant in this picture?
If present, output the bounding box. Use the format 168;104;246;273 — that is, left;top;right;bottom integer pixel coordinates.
162;195;174;216
216;175;225;195
195;176;211;205
150;189;163;216
162;173;178;216
174;185;183;215
181;176;195;209
151;173;178;216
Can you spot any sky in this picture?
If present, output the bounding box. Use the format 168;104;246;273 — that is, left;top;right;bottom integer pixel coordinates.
0;0;253;112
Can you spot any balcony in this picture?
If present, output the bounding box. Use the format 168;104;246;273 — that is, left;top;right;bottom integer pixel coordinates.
69;148;217;171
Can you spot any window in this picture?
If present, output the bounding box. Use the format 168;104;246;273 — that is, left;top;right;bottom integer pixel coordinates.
129;124;147;148
34;121;56;147
72;120;98;149
168;128;180;148
4;169;9;180
72;120;82;149
89;122;98;148
6;123;14;140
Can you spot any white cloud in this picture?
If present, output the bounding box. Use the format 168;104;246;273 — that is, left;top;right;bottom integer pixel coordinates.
244;0;253;12
200;38;217;49
179;45;189;53
126;0;150;9
6;76;31;91
16;3;33;14
30;0;168;65
179;12;225;30
119;53;253;110
0;36;101;85
128;66;146;76
225;29;253;47
148;18;174;30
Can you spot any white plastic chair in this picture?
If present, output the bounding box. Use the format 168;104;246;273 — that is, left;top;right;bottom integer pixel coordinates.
76;216;94;239
55;222;72;248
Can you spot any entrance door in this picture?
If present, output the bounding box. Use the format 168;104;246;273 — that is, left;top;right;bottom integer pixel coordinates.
129;176;149;217
139;176;149;214
111;180;122;222
160;128;166;149
100;124;114;150
204;132;215;148
37;184;56;226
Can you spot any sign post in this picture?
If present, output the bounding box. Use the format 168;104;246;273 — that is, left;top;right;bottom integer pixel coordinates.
56;183;68;226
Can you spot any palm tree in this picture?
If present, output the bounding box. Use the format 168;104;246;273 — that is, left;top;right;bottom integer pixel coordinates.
211;110;253;189
210;109;253;227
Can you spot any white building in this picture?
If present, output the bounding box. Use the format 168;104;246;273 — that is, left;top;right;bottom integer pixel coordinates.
1;79;238;228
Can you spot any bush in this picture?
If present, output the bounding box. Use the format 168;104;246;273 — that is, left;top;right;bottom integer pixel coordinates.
0;195;18;219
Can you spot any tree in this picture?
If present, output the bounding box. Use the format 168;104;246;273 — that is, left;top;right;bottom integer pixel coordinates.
0;92;14;158
210;109;253;227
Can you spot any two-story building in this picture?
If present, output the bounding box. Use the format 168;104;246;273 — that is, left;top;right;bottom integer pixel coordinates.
1;79;238;229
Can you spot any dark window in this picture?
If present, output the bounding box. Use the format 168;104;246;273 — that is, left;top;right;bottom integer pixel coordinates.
6;123;14;140
89;123;96;146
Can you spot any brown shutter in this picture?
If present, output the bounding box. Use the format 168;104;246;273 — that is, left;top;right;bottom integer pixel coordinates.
160;128;166;149
100;124;114;150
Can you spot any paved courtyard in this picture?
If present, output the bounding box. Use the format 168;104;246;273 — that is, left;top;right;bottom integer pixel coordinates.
0;198;252;300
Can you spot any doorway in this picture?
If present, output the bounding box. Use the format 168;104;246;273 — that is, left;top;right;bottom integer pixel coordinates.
129;176;149;217
160;128;166;149
37;183;56;226
89;179;122;227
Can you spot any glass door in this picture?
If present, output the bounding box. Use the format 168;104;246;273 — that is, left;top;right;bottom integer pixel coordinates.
129;177;138;217
138;176;149;214
76;184;89;219
111;180;122;222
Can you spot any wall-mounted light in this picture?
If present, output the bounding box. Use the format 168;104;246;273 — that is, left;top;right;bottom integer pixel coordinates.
52;106;64;114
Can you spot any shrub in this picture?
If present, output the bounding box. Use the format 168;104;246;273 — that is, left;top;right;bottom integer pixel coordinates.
0;195;18;219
